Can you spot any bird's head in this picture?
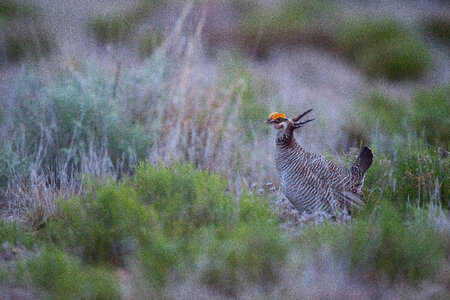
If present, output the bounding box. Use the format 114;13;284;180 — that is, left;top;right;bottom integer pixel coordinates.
265;109;314;132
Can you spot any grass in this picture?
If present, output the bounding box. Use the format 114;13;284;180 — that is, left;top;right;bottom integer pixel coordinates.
425;17;450;43
0;162;286;297
8;66;151;176
412;85;450;147
0;49;279;221
0;221;34;250
0;0;36;21
23;247;119;299
0;9;449;297
4;32;54;62
219;54;270;142
0;1;54;63
344;85;450;150
301;200;445;284
239;5;431;80
87;0;162;45
87;14;134;44
336;17;432;80
0;144;30;192
241;0;336;58
138;30;163;58
0;151;447;297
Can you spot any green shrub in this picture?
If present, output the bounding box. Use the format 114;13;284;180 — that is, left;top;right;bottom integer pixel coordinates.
201;220;287;295
39;162;279;290
42;173;181;287
352;203;443;283
357;36;431;80
183;192;282;295
0;1;53;63
134;162;237;234
391;139;449;208
242;0;335;57
87;14;134;44
343;92;407;147
348;85;449;148
138;30;163;58
221;56;269;141
412;85;450;147
131;0;163;21
10;69;150;174
336;18;405;57
301;201;444;283
362;138;449;209
133;163;278;287
425;17;450;43
4;31;53;62
0;144;30;192
136;230;179;286
0;0;35;20
336;18;432;80
43;181;154;265
0;221;34;249
25;247;118;299
86;1;163;45
360;93;407;135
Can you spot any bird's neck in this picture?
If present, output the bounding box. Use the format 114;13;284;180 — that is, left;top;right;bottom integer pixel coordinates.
276;128;297;149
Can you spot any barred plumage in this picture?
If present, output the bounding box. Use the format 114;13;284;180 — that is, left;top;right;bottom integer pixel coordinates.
266;110;373;214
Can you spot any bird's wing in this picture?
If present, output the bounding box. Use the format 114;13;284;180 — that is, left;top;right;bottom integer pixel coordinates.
331;188;365;209
306;155;352;185
299;155;365;209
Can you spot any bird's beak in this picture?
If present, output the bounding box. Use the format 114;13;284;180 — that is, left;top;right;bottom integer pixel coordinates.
265;119;270;124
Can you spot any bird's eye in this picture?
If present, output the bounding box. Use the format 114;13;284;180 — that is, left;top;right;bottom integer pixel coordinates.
276;118;283;122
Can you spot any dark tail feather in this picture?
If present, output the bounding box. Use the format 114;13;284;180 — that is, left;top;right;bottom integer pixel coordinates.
351;146;373;177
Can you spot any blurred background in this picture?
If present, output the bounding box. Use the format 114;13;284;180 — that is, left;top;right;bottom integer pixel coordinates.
0;1;449;298
0;0;449;225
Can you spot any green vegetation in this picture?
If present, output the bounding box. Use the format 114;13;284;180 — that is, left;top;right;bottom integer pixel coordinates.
0;1;54;63
0;2;449;296
43;179;153;266
363;139;448;209
0;144;30;191
425;17;450;43
4;31;53;62
7;68;150;179
301;200;444;283
346;85;450;149
87;14;134;44
336;18;432;80
24;247;119;299
240;5;432;80
87;0;162;45
0;221;34;249
1;148;447;297
1;163;287;297
341;87;449;210
138;30;163;58
201;220;287;295
0;0;35;21
222;55;270;141
242;0;336;57
412;85;450;147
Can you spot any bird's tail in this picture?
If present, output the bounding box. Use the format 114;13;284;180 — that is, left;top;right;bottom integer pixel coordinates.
351;146;373;178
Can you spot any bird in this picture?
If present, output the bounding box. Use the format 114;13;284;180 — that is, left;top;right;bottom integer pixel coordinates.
265;110;373;215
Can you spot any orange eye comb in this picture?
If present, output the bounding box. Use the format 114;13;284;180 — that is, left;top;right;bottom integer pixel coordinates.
268;112;286;120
